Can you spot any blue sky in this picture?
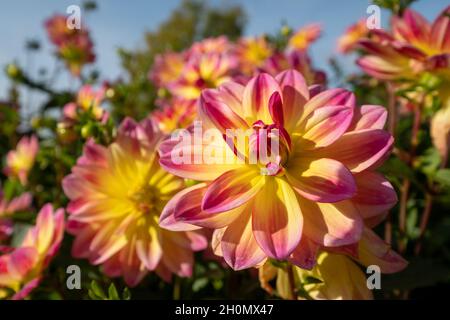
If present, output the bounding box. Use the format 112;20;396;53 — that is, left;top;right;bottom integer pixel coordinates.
0;0;448;101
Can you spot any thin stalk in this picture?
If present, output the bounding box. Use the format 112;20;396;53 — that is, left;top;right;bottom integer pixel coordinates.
286;265;297;300
414;192;433;255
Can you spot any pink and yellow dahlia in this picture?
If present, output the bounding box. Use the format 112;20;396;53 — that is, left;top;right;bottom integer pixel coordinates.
62;118;207;286
337;19;368;54
63;84;107;121
4;135;38;185
152;98;198;134
150;52;186;88
235;36;274;75
259;228;406;300
287;24;322;52
159;70;396;270
45;14;95;77
168;53;237;100
0;204;64;299
357;6;450;80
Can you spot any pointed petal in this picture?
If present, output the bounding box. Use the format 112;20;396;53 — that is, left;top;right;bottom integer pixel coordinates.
351;105;387;130
358;228;408;273
300;198;363;247
299;105;353;149
252;178;302;259
352;171;398;219
202;167;264;213
310;129;394;173
286;157;356;203
288;237;319;270
242;73;281;124
221;210;267;270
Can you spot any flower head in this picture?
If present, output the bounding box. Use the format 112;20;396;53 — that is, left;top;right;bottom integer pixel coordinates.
357;6;450;80
235;36;274;75
44;14;95;77
0;204;64;299
63;84;107;121
287;24;322;52
62;118;207;286
337;19;368;54
152;98;198;134
159;70;396;270
4;135;39;185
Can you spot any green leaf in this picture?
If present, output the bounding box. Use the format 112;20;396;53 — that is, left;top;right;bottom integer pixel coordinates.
434;169;450;187
303;276;323;285
192;278;209;292
122;288;131;300
89;280;106;300
108;283;120;300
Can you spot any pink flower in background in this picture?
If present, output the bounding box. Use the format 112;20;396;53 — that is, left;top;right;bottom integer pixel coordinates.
337;19;368;54
62;118;207;286
0;204;64;299
235;36;274;75
4;135;39;185
44;14;96;77
0;191;32;241
150;52;186;88
287;24;322;52
159;69;396;270
356;6;450;80
152;98;198;134
63;84;107;122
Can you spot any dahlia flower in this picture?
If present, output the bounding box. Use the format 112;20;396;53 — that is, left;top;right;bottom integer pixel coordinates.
152;98;198;134
150;52;186;88
0;191;32;241
159;70;396;270
168;52;237;100
356;6;450;80
259;228;407;300
62;118;207;286
4;135;39;185
287;24;321;52
337;19;368;54
63;84;107;121
0;204;64;299
235;36;274;75
44;14;95;76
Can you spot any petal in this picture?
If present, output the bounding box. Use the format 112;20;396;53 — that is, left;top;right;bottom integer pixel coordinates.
268;92;284;126
159;184;206;231
200;89;249;132
351;105;387;130
203;167;264;213
275;70;309;131
221;210;267;270
352;171;398;219
430;6;450;52
159;130;242;181
286;157;356;203
299;105;353;149
242;73;281;124
252;177;302;259
358;228;408;274
300;198;363;247
288;236;319;270
311;129;394;173
171;182;243;229
300;88;355;124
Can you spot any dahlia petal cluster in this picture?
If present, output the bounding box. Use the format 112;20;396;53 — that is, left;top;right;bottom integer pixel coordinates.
45;14;95;76
356;6;450;80
62;118;207;286
3;135;38;185
0;204;64;299
159;69;398;272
